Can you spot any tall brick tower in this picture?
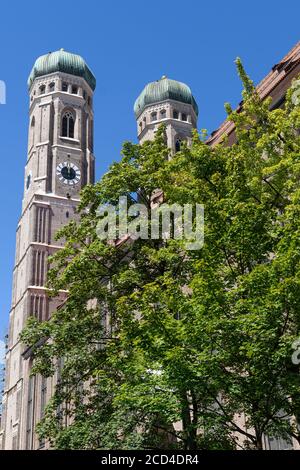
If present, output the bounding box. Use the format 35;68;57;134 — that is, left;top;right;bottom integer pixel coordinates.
0;49;96;449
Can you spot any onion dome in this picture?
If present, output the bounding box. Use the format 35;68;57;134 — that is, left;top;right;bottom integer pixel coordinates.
28;48;96;91
134;75;198;118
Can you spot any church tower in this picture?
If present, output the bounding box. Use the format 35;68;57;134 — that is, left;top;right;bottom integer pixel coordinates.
0;49;96;450
134;75;198;150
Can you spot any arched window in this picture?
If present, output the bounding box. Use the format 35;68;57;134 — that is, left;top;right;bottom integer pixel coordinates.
173;110;179;119
31;116;35;127
62;111;75;138
71;85;78;94
143;116;146;127
160;109;166;119
39;85;45;95
175;139;181;152
151;112;157;122
181;113;187;121
62;82;68;92
49;82;55;92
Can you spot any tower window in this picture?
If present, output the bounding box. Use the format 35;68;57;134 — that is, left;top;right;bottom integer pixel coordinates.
175;139;182;152
160;109;166;119
62;111;75;138
151;112;157;122
39;85;45;95
83;90;86;99
26;375;35;449
26;174;31;190
62;82;68;92
30;116;35;147
71;85;78;94
87;96;91;105
173;110;179;119
143;116;146;127
49;82;55;92
40;376;47;421
182;113;187;121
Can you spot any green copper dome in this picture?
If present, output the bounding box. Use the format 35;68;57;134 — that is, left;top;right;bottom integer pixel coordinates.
134;76;198;118
28;49;96;91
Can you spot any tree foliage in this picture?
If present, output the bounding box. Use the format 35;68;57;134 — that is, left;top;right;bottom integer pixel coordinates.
21;64;300;450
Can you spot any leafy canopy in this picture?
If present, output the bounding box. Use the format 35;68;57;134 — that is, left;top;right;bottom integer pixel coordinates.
21;63;300;450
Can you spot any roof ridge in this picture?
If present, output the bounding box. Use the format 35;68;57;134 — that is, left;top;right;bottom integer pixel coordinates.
207;41;300;145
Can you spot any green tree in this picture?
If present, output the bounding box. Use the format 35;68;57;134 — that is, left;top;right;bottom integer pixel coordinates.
21;63;300;450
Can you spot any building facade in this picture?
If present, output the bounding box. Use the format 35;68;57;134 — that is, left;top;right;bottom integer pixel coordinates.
0;49;96;449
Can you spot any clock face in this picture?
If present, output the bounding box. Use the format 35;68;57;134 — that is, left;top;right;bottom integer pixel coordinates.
56;161;81;185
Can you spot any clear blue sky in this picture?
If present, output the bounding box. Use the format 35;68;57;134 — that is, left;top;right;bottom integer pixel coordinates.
0;0;299;340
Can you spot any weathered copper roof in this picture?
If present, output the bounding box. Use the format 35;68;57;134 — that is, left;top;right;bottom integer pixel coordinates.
134;76;198;118
28;49;96;91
